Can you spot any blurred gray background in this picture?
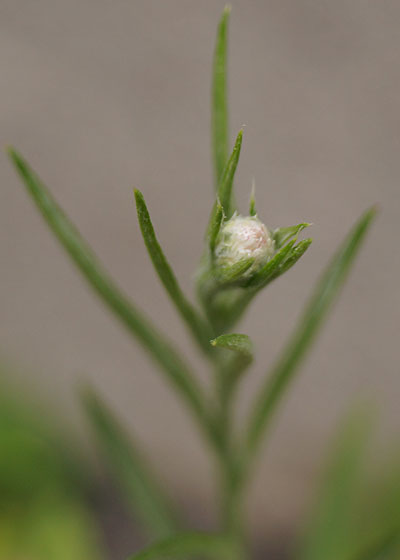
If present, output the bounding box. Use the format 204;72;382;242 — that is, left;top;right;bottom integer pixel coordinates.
1;0;399;547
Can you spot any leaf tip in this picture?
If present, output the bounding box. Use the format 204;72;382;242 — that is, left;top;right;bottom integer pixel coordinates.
5;145;20;165
223;4;232;18
366;204;379;220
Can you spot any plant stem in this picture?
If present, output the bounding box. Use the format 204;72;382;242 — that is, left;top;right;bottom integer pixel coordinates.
213;360;249;560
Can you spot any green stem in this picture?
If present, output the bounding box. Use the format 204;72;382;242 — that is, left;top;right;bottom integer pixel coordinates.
212;360;249;560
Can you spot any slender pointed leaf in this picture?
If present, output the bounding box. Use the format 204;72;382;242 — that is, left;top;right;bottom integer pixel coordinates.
82;387;179;538
127;532;234;560
273;223;311;250
206;129;243;251
245;207;376;459
134;189;214;354
212;5;231;188
8;148;214;444
298;408;373;560
217;129;243;218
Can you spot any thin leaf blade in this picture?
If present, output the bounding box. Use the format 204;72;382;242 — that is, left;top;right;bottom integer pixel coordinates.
8;148;213;443
134;189;213;354
298;408;373;560
245;207;376;459
217;129;243;218
82;387;179;539
212;5;231;188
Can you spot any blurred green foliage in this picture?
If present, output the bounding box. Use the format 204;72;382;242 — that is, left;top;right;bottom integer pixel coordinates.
0;370;105;559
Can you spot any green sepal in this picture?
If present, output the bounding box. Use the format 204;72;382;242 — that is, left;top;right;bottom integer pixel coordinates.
276;238;313;278
214;257;255;286
245;240;296;288
209;198;224;254
249;185;257;217
273;223;312;250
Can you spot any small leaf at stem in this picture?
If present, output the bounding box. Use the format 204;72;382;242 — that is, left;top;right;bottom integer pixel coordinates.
211;333;253;361
134;189;214;354
212;5;231;188
245;207;376;461
8;147;214;445
273;223;312;250
126;531;235;560
81;387;179;538
211;333;253;389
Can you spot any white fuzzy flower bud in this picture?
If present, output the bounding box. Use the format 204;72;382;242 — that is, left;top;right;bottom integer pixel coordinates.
215;215;274;275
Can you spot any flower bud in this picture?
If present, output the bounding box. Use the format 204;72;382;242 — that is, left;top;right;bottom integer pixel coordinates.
214;215;274;276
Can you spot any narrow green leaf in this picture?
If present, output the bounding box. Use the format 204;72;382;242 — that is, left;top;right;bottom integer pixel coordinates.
127;532;234;560
298;408;373;560
81;387;179;539
217;129;243;218
134;189;214;355
273;223;311;250
245;207;376;460
8;148;213;444
212;5;231;188
205;130;243;255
